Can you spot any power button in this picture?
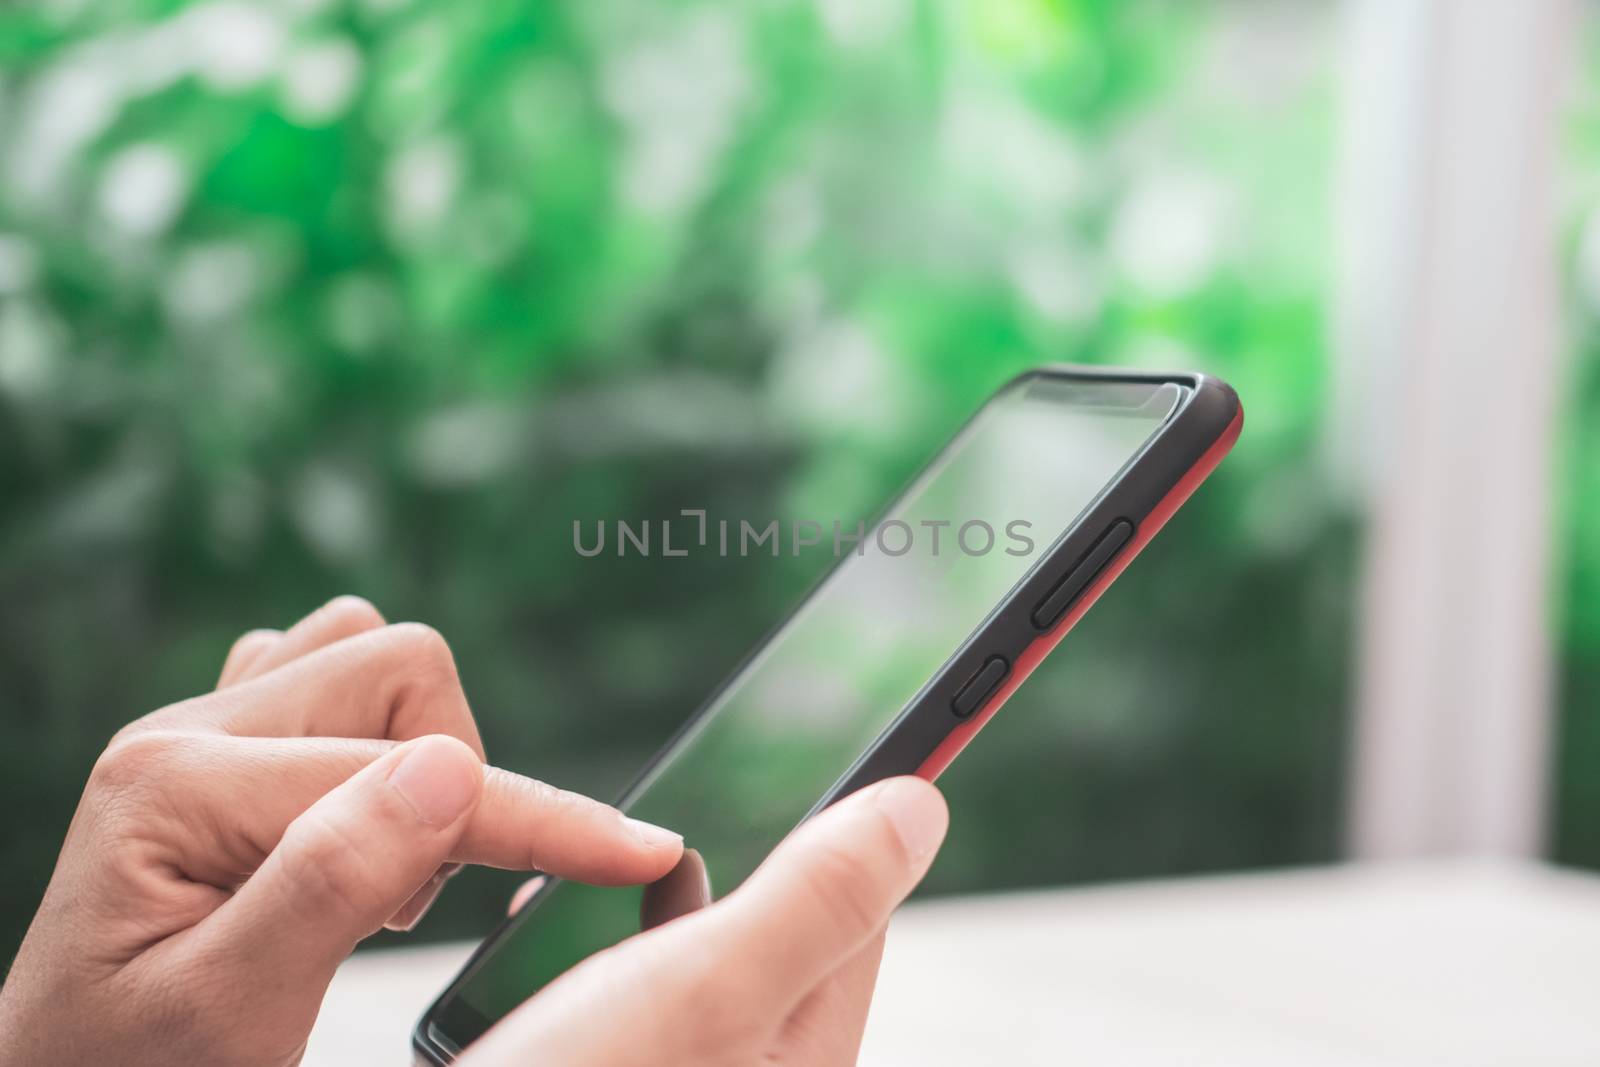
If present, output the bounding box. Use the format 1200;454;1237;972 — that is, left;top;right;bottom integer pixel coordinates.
951;656;1009;718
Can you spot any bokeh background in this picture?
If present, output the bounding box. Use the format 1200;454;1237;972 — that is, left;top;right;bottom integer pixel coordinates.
0;0;1584;962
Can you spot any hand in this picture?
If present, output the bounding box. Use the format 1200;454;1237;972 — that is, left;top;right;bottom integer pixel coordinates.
461;776;948;1067
0;597;684;1067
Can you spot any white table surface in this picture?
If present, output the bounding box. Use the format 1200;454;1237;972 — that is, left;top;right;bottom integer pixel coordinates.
304;861;1600;1066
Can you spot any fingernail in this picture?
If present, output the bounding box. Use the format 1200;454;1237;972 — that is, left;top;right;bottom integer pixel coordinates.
622;816;683;850
507;875;546;917
388;737;479;826
385;869;449;932
872;778;948;866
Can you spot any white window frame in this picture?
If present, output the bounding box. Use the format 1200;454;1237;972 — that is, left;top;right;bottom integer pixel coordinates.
1333;0;1574;859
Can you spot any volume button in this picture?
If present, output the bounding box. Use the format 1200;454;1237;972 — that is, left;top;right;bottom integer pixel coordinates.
1031;520;1135;630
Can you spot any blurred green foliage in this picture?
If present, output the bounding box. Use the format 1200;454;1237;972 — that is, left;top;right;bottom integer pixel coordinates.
0;0;1348;955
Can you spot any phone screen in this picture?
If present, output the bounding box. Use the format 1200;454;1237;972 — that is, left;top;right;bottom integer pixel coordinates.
428;375;1186;1047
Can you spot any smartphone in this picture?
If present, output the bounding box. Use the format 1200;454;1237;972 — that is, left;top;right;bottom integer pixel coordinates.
414;366;1241;1062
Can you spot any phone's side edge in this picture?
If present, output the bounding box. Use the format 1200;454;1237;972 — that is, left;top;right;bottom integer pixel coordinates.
916;381;1242;780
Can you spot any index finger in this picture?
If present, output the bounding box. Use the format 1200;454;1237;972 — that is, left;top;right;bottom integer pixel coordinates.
107;732;684;887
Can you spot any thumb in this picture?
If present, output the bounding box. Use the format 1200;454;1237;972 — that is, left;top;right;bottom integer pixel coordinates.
201;734;483;986
460;778;946;1067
